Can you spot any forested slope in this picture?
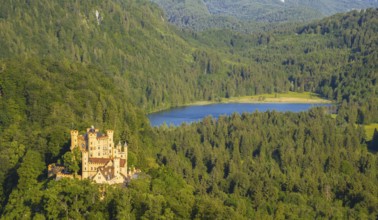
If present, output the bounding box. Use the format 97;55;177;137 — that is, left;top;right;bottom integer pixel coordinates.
2;109;377;219
151;0;378;32
0;59;152;216
0;0;377;219
0;0;200;111
185;8;378;124
0;0;293;111
0;1;377;118
150;110;377;219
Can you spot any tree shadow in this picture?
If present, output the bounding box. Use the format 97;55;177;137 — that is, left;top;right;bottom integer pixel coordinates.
367;140;377;153
367;129;378;153
44;140;71;165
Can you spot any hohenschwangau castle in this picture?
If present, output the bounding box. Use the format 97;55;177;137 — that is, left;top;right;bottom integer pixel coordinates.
49;126;139;185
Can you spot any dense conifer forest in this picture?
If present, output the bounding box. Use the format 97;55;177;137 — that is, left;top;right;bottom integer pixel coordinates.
151;0;378;32
0;0;377;219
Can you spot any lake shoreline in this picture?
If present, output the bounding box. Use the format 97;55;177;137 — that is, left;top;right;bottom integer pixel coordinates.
148;102;334;126
147;92;333;114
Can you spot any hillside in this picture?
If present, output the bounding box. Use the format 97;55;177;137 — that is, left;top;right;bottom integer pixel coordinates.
0;0;377;218
0;1;377;115
151;0;378;32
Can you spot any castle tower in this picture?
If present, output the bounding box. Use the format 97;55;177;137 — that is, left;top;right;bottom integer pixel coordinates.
82;151;89;179
114;141;121;158
106;130;114;144
106;130;114;156
88;127;98;158
70;130;79;150
122;142;128;176
114;157;120;176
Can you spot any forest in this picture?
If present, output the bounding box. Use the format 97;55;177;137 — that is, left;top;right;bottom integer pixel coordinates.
0;0;377;219
151;0;378;32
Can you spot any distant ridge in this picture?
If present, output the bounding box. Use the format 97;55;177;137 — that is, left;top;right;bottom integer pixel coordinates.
151;0;378;32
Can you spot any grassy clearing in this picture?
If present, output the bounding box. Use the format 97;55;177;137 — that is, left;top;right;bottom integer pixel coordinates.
219;92;331;104
365;123;378;141
185;92;332;107
229;91;323;100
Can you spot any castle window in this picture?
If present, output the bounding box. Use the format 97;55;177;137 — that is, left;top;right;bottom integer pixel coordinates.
98;153;100;156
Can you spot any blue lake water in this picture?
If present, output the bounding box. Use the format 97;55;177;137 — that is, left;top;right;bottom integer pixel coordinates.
148;103;332;127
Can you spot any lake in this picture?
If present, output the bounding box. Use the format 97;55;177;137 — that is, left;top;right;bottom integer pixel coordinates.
148;103;332;127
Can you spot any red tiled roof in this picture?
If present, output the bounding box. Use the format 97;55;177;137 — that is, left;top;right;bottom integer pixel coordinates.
99;167;115;180
120;159;126;167
89;158;126;168
89;158;110;164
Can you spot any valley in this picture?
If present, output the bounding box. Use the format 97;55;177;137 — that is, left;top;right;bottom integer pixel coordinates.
0;1;377;219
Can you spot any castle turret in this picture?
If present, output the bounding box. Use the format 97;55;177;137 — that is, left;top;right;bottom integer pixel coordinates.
106;130;114;156
106;130;114;143
88;128;98;157
114;157;120;176
114;141;121;158
70;130;79;151
82;151;89;179
122;142;128;176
